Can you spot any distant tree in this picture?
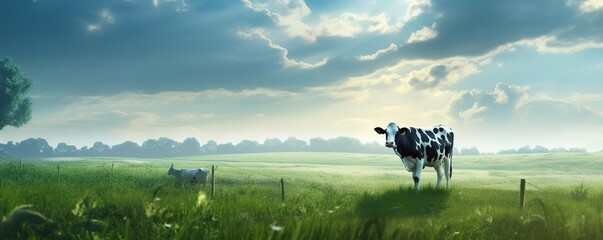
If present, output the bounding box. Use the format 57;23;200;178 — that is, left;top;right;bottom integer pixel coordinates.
263;138;282;152
309;138;328;152
201;140;218;154
516;145;533;154
460;146;480;155
142;137;179;157
216;143;236;154
0;141;16;158
453;147;460;155
79;146;88;155
363;141;391;154
15;138;53;157
283;137;307;151
88;142;110;156
568;147;587;153
179;137;201;156
55;143;77;156
111;141;141;157
327;137;362;152
497;149;516;154
0;57;33;131
532;145;550;153
236;140;260;153
550;147;568;153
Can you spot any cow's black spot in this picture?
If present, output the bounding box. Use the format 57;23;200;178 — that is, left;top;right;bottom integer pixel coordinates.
410;127;417;137
425;141;439;162
439;127;444;133
433;128;439;134
438;136;446;152
418;129;430;143
395;129;422;159
426;131;435;140
413;176;420;184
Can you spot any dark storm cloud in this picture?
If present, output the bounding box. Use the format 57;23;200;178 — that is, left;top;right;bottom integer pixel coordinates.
0;0;598;96
399;0;575;58
0;0;279;95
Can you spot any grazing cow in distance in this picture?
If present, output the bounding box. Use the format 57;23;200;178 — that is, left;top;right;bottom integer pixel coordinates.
374;123;454;191
168;164;210;189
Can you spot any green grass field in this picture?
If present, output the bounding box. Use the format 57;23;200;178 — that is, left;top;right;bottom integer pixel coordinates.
1;152;602;239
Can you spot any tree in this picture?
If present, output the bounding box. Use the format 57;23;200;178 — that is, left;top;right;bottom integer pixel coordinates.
262;138;283;152
55;143;77;156
460;146;480;155
14;138;53;157
236;140;260;153
0;57;32;131
179;137;201;156
88;142;110;156
283;137;307;151
111;141;141;157
201;140;218;154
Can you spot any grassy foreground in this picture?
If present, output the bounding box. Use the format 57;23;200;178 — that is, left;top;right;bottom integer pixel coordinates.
1;152;602;239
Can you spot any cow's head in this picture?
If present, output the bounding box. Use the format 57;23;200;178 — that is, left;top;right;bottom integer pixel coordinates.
168;163;175;175
374;122;400;148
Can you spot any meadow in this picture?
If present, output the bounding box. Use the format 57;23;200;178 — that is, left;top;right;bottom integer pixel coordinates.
1;152;602;239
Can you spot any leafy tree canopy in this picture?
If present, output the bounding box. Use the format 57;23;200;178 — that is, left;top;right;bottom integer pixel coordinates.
0;57;32;131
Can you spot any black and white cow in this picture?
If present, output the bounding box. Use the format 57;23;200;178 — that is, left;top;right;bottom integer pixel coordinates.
374;123;454;190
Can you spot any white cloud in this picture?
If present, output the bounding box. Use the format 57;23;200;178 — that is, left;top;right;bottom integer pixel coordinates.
130;112;160;126
357;43;398;61
86;8;115;32
458;103;487;122
402;0;432;23
242;0;414;42
238;28;329;69
517;35;603;54
174;112;215;120
406;25;437;43
399;59;479;91
579;0;603;12
152;0;189;11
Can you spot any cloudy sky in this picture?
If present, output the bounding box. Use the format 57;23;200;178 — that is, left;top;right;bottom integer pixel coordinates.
1;0;602;152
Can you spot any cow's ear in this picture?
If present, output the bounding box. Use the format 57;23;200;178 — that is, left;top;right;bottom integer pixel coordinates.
374;127;386;134
399;127;409;136
170;163;174;168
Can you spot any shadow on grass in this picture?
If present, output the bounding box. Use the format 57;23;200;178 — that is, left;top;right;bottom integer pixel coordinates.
356;185;450;219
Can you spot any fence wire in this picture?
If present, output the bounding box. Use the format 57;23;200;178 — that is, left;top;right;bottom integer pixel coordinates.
216;162;282;181
525;181;545;191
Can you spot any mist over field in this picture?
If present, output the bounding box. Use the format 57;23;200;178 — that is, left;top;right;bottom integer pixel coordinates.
2;152;603;239
0;135;594;159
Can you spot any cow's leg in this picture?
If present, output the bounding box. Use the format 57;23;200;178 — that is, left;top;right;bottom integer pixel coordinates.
443;157;451;189
413;158;424;191
435;164;444;189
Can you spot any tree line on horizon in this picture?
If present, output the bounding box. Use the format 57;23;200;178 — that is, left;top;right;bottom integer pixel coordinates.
0;136;593;159
0;136;393;158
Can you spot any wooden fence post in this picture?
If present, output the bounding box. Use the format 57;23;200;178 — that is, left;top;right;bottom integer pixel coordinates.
211;165;215;198
520;179;526;210
111;163;114;177
19;159;22;172
281;178;285;201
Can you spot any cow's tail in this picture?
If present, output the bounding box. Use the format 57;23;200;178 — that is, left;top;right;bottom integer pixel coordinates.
449;148;453;179
449;132;454;179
